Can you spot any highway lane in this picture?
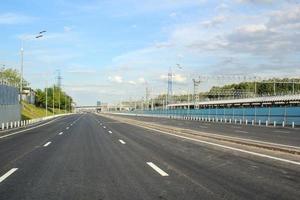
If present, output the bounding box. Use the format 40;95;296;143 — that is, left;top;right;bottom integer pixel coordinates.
0;114;81;176
113;115;300;147
0;113;299;199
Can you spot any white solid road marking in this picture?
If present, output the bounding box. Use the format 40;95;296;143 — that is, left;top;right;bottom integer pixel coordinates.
0;168;18;183
108;131;112;134
58;132;63;135
43;142;51;147
143;126;300;166
274;130;290;134
234;130;248;134
147;162;169;177
119;139;126;144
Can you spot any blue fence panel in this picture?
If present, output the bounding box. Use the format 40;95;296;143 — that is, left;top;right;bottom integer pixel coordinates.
130;106;300;126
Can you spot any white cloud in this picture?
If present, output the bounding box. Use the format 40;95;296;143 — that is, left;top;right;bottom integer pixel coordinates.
0;12;35;24
108;75;123;83
201;15;226;28
160;73;187;84
137;77;146;84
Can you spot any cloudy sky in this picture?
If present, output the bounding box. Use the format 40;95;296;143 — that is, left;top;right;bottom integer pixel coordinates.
0;0;300;105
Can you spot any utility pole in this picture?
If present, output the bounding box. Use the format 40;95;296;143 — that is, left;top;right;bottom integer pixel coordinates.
167;67;173;105
193;79;201;109
65;93;67;114
20;41;24;98
53;84;55;115
56;70;62;113
45;80;48;116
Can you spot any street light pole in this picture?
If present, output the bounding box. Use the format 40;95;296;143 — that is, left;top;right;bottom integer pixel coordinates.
20;40;24;97
45;80;48;116
19;31;46;101
53;84;55;115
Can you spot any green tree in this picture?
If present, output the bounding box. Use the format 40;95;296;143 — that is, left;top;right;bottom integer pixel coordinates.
0;68;28;88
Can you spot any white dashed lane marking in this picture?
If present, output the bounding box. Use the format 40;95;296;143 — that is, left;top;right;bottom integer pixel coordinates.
119;139;126;144
0;168;18;183
43;142;51;147
147;162;169;177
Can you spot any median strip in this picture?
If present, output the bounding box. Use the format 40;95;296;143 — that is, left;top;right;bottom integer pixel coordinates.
147;162;169;177
0;168;18;183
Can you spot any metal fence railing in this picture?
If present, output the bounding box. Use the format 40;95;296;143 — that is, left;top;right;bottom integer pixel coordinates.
117;106;300;127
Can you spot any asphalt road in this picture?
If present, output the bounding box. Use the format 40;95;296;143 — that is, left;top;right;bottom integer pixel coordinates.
0;113;299;200
115;115;300;147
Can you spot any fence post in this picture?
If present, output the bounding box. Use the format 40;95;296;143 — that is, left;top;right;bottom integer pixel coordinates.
1;123;4;130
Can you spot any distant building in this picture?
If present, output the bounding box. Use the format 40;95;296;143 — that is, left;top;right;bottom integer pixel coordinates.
21;87;35;105
97;101;101;106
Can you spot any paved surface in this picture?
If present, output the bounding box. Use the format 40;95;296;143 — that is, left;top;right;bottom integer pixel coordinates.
0;113;299;200
115;115;300;147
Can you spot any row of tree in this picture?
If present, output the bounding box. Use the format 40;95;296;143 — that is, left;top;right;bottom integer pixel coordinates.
1;67;73;111
149;78;300;105
35;86;73;112
208;78;300;98
0;68;28;87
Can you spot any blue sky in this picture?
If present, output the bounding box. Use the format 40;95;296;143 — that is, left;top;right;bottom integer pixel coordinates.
1;0;300;105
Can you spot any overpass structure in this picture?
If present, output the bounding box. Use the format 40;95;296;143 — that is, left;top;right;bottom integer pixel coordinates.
74;104;110;112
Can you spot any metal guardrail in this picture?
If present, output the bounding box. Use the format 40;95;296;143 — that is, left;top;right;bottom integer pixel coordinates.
0;113;73;131
114;106;300;128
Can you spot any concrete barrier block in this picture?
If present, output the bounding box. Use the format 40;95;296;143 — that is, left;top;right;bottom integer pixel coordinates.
282;121;285;127
1;123;4;130
252;120;254;125
259;120;261;126
292;122;295;128
266;120;268;127
245;120;248;125
274;121;276;127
